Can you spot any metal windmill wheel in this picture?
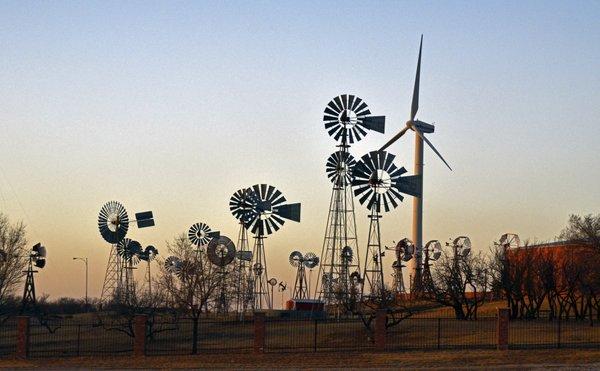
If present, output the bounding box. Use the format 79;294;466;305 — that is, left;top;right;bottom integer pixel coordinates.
323;94;385;144
188;223;220;247
207;236;236;267
303;252;319;269
425;240;442;261
352;150;422;213
395;238;415;262
326;151;357;186
98;201;130;244
229;188;259;225
117;238;142;265
499;233;520;249
246;184;301;236
289;251;303;267
164;256;182;274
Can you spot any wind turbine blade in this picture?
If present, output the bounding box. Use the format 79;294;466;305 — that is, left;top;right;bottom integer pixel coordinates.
378;126;410;152
411;35;423;121
412;126;453;171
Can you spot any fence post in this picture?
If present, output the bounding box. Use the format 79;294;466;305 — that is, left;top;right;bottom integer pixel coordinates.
16;316;30;359
254;312;266;354
133;314;148;357
496;308;509;350
374;310;387;348
437;318;441;349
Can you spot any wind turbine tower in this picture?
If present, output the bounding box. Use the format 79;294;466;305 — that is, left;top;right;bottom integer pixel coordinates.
379;36;452;292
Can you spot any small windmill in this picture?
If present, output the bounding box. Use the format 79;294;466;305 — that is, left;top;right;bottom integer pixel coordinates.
421;240;442;293
188;222;220;254
20;243;47;314
379;36;452;291
498;233;520;250
139;245;158;297
386;238;414;294
289;251;319;300
241;184;301;310
116;238;142;303
278;281;287;309
98;201;154;304
207;236;237;314
318;94;385;304
352;151;421;299
449;236;472;266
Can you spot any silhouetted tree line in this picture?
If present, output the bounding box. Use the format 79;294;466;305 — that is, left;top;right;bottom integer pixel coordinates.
491;214;600;322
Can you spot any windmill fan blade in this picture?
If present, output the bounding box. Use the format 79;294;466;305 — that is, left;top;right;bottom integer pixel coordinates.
273;203;301;222
411;35;423;121
362;116;385;133
379;125;410;152
412;125;452;171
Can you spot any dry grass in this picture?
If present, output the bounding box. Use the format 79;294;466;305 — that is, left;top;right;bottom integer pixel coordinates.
1;349;600;369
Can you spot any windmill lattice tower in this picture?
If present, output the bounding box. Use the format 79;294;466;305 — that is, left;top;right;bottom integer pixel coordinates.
317;94;385;304
229;188;255;315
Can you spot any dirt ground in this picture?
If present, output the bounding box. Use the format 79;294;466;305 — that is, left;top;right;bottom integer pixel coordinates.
1;349;600;369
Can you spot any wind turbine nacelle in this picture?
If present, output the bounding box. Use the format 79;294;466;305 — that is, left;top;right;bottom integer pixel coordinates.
413;120;435;134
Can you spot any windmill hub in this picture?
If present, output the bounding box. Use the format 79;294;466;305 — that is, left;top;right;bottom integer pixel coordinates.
369;170;392;194
339;109;358;128
108;215;120;232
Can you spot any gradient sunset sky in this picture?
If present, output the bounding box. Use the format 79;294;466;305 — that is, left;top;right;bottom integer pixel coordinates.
1;1;598;303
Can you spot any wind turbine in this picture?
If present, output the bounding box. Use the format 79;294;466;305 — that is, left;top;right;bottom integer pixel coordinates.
379;35;452;291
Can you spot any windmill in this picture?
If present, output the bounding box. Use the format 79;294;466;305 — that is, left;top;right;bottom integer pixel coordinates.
379;36;452;292
386;238;414;294
449;236;472;267
241;184;301;310
139;245;158;297
278;281;287;309
352;151;421;299
188;222;220;253
498;233;520;250
98;201;155;304
20;243;47;314
229;188;256;315
289;251;319;300
317;94;385;304
421;240;442;293
116;238;142;303
207;235;237;314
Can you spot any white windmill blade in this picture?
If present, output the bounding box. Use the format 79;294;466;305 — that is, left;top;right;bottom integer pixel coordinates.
411;124;452;171
379;125;410;152
411;34;423;121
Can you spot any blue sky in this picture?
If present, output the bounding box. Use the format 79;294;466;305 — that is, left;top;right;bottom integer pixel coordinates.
0;1;599;300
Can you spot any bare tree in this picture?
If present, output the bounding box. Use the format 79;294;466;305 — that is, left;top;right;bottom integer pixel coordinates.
156;234;222;354
559;214;600;250
0;213;27;320
429;250;490;320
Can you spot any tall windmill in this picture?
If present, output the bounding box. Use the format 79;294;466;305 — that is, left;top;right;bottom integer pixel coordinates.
97;201;155;304
317;95;385;304
379;36;452;291
242;184;301;310
352;151;421;299
229;188;256;314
